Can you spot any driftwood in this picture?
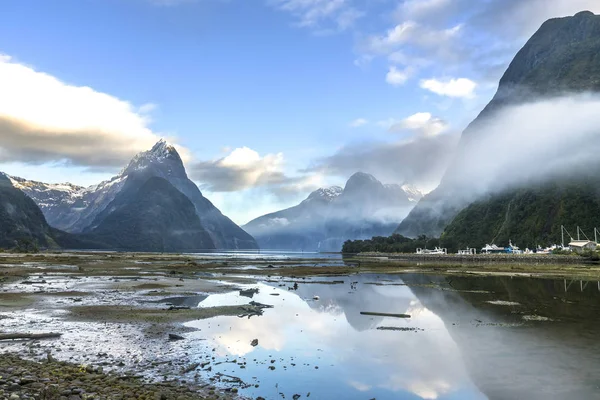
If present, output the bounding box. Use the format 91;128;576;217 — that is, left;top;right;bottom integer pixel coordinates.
182;362;200;373
360;312;411;318
377;326;422;332
0;332;62;341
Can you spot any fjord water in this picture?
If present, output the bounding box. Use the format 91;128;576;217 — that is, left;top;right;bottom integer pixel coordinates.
185;274;600;400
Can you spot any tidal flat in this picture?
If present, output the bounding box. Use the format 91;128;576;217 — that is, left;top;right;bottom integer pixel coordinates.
1;252;600;399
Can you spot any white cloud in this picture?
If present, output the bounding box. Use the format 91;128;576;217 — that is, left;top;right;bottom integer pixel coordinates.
386;66;412;86
364;22;418;53
349;118;368;127
364;22;461;55
192;146;323;197
420;78;477;98
268;0;363;32
451;94;600;197
389;112;448;136
193;147;285;192
0;54;176;168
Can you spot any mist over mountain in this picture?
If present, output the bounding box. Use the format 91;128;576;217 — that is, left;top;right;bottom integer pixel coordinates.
396;11;600;246
8;140;258;251
244;172;422;251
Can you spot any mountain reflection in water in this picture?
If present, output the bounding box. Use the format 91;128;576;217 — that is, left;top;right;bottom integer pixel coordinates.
185;274;600;400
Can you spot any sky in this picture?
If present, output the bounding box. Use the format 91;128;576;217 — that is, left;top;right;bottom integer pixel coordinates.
1;0;600;224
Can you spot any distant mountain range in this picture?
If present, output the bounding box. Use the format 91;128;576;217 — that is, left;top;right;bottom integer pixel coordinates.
3;140;257;251
396;10;600;249
244;172;422;251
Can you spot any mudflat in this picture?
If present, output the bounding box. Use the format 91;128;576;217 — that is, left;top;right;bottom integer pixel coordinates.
1;251;600;399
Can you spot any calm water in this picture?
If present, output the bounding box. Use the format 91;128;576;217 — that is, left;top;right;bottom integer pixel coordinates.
182;274;600;400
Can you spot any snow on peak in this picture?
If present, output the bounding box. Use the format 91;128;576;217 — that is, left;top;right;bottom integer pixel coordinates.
150;139;175;157
401;184;424;202
120;139;182;176
308;186;343;202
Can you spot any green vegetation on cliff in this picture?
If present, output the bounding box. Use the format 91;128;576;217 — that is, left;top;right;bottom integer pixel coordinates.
441;179;600;250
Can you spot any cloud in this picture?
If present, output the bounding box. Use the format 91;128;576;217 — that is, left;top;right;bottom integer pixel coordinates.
192;147;285;192
0;54;174;169
388;112;448;136
362;22;462;55
387;1;600;84
268;0;363;32
349;118;368;128
191;146;322;197
386;66;412;86
420;78;477;98
448;93;600;197
306;133;459;193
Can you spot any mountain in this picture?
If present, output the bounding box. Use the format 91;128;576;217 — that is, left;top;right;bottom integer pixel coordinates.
244;172;422;251
0;172;60;249
11;140;258;250
396;11;600;240
88;177;215;252
441;177;600;251
0;173;101;250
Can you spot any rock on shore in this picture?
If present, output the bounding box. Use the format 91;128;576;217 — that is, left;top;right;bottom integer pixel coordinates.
0;353;229;400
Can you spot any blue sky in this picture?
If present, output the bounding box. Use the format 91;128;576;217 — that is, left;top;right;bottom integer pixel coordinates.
1;0;599;223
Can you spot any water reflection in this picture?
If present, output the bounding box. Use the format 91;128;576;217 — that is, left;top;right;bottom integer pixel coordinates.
402;274;600;400
187;276;486;400
184;274;600;399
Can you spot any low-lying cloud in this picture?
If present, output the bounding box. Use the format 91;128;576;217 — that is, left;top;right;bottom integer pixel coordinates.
448;93;600;196
0;54;177;169
306;133;459;193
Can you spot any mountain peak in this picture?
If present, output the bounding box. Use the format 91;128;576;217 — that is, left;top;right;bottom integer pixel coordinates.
122;140;185;178
344;172;382;192
150;139;175;155
574;10;595;18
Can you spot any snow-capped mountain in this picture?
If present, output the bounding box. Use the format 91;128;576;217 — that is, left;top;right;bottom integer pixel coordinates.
400;184;423;203
305;186;343;203
244;172;421;251
11;140;258;250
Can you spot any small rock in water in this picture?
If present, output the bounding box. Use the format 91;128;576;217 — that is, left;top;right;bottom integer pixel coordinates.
313;295;320;300
168;334;185;341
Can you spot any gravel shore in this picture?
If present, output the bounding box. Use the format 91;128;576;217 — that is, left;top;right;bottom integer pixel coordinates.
0;353;231;400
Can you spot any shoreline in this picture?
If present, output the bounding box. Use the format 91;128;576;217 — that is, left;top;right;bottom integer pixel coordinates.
0;352;233;400
354;252;595;265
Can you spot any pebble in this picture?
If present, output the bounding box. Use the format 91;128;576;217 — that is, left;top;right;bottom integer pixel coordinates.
0;353;229;400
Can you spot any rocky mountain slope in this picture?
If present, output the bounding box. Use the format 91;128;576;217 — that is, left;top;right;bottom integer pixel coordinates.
10;140;258;250
244;172;422;251
0;173;100;250
89;177;216;251
396;11;600;242
0;173;59;249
